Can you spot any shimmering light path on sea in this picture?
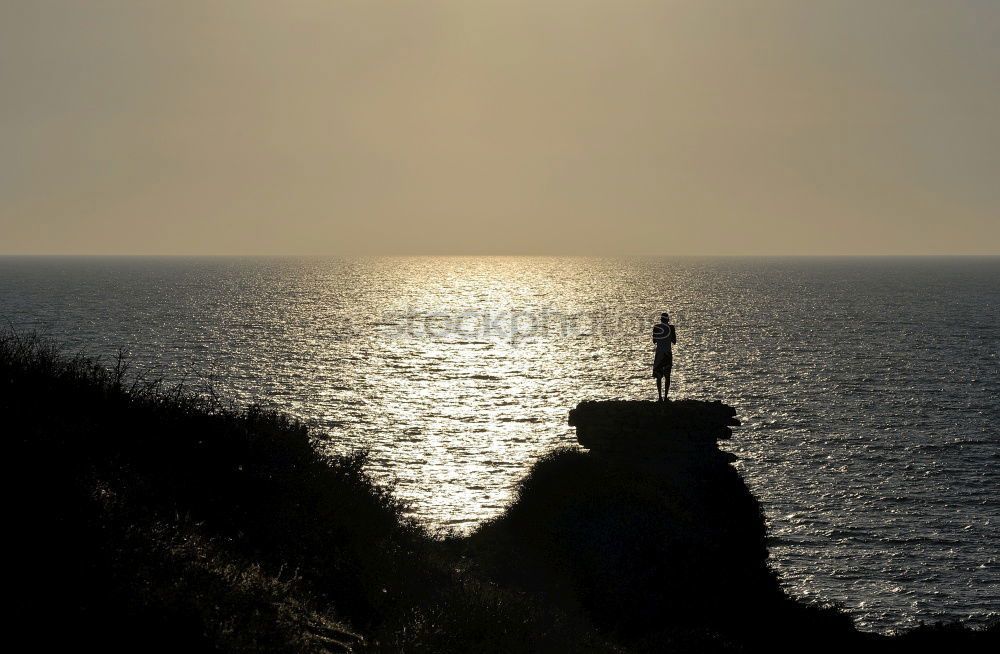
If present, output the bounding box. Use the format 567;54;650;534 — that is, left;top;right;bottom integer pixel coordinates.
1;256;997;632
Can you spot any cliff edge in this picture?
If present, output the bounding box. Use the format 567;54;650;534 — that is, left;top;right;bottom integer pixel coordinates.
570;398;741;461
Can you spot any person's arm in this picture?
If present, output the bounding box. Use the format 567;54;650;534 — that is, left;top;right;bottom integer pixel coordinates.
670;325;677;344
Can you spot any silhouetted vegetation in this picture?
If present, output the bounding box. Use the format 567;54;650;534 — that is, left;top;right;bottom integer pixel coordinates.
4;332;604;652
5;331;996;652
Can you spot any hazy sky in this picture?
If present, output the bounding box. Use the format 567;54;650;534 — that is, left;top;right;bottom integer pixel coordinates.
1;1;997;255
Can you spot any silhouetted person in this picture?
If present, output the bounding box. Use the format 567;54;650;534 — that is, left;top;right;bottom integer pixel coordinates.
653;312;676;401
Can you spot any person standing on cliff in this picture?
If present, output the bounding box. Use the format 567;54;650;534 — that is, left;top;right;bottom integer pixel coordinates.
653;312;676;401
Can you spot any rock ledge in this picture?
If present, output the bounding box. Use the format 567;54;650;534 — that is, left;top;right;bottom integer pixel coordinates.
568;399;740;461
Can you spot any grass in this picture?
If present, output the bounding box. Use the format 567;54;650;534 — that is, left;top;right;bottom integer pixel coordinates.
4;332;607;652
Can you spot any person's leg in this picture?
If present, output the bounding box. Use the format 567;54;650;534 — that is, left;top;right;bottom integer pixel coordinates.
664;358;672;399
656;375;663;401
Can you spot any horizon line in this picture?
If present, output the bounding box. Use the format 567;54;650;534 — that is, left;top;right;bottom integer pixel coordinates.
1;253;998;259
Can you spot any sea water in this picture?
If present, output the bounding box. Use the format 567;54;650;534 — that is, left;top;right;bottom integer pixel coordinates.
1;255;997;632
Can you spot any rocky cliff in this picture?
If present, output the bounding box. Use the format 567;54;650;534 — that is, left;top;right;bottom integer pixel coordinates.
468;399;853;649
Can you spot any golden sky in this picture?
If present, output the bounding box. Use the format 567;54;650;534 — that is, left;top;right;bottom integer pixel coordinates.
1;1;997;255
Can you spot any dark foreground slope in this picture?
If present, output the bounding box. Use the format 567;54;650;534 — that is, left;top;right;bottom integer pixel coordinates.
4;333;603;653
4;333;995;652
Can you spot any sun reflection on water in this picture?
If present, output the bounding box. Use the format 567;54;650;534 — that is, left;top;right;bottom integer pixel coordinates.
2;255;997;631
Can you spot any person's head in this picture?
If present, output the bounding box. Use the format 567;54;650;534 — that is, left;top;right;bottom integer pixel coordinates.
660;312;670;323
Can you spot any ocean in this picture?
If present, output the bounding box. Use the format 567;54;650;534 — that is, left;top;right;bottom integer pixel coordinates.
1;255;997;632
